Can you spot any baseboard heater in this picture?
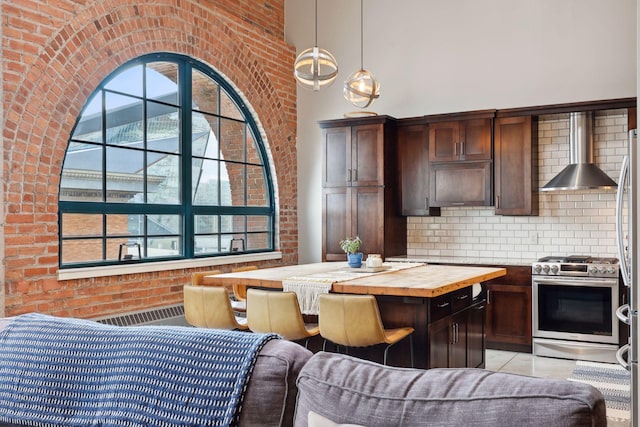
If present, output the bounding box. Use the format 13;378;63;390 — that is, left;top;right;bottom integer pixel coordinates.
93;304;185;327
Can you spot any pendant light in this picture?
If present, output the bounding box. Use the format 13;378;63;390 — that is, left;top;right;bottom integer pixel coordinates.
343;0;380;109
293;0;338;91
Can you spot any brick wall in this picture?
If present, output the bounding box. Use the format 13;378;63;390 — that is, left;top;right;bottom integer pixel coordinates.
407;110;628;261
1;0;297;318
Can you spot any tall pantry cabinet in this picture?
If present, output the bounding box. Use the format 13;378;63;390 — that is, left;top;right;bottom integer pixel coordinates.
319;116;406;261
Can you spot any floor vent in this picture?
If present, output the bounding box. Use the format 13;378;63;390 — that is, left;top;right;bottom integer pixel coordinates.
95;304;185;327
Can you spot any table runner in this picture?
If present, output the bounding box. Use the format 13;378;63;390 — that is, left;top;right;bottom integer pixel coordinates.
283;262;424;315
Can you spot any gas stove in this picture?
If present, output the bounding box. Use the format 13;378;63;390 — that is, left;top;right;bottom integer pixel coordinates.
531;255;619;278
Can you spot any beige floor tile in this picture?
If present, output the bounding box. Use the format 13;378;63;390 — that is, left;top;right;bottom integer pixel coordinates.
485;350;630;426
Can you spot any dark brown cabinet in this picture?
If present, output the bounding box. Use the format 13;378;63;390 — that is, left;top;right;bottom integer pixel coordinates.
494;116;538;215
322;186;385;261
320;116;406;261
426;112;494;207
321;123;385;188
397;124;440;216
429;118;492;162
430;162;492;207
484;266;532;352
428;300;486;369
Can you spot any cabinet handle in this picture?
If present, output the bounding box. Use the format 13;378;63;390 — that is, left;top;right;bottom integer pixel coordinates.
476;305;485;310
460;141;465;156
347;169;352;182
451;323;456;344
456;294;469;301
437;301;450;308
453;142;457;157
353;169;357;182
487;290;491;304
496;195;500;209
451;202;465;206
425;197;430;209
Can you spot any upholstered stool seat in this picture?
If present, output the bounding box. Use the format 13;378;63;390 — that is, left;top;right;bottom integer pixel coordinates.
184;285;249;330
318;293;414;366
247;289;319;347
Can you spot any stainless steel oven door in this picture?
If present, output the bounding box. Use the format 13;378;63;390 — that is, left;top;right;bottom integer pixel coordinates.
533;275;619;345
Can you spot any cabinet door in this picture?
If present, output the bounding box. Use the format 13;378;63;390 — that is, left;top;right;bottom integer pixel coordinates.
494;116;538;215
322;127;350;188
466;303;486;368
428;315;452;369
351;187;384;257
486;284;532;349
460;118;492;161
351;124;384;186
430;162;492;207
449;310;468;368
322;188;348;261
429;121;459;162
398;125;440;216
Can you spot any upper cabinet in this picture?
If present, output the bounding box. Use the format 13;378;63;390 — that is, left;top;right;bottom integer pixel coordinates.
397;124;441;216
426;111;495;208
429;118;492;162
321;119;389;188
494;115;538;216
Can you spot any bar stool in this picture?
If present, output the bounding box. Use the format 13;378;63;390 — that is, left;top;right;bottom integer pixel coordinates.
191;269;246;313
318;293;414;366
183;285;249;330
246;289;319;347
230;265;258;309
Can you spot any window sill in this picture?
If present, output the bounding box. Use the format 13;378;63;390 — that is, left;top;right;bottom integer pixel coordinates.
57;252;283;281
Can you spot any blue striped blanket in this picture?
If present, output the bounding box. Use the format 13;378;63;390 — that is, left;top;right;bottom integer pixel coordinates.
0;313;277;426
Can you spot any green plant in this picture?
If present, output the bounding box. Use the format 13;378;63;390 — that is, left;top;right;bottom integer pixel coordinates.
339;236;362;254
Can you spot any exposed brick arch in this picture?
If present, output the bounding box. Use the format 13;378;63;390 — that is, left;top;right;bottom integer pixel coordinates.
2;0;297;318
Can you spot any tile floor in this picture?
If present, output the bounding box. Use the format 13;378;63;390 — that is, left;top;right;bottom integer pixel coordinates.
485;349;630;427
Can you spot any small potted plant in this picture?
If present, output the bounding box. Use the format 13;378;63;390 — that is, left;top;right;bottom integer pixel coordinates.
339;236;363;268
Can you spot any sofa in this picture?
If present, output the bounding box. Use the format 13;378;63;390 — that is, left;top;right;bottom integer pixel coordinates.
0;314;606;426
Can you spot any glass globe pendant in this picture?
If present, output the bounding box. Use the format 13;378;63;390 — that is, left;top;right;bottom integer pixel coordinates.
344;68;379;108
293;0;338;91
343;0;380;109
294;46;338;91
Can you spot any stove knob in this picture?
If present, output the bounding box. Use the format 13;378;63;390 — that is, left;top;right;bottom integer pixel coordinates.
542;264;550;274
598;266;606;274
550;265;559;274
533;264;542;274
606;267;615;275
589;266;598;274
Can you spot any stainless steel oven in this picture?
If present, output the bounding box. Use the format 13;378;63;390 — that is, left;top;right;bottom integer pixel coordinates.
532;256;620;363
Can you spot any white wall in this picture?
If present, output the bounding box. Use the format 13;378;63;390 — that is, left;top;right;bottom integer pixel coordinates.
285;0;637;263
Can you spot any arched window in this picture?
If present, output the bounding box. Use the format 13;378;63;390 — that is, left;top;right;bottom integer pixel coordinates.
59;53;275;267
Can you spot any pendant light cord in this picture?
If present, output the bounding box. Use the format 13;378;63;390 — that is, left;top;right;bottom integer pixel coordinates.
360;0;364;69
314;0;318;46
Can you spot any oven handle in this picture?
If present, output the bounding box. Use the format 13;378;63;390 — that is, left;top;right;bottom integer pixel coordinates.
616;304;631;325
532;278;619;287
616;344;630;371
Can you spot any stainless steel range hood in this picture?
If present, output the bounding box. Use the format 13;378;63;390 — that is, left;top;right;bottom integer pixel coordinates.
540;111;617;191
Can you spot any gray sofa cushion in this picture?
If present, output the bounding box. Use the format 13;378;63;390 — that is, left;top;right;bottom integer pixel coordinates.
295;352;607;427
240;339;313;427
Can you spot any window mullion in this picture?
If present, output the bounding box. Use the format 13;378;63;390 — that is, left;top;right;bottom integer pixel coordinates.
182;61;194;258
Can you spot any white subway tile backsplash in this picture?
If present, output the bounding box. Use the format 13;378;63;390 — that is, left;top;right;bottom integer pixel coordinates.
406;109;628;262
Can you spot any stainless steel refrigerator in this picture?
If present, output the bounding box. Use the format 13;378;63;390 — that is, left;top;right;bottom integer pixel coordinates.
616;128;638;427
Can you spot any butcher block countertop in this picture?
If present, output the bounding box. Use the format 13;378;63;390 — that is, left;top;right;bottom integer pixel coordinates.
207;262;506;298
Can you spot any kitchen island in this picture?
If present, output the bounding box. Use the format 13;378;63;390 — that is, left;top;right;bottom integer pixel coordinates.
206;262;506;368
